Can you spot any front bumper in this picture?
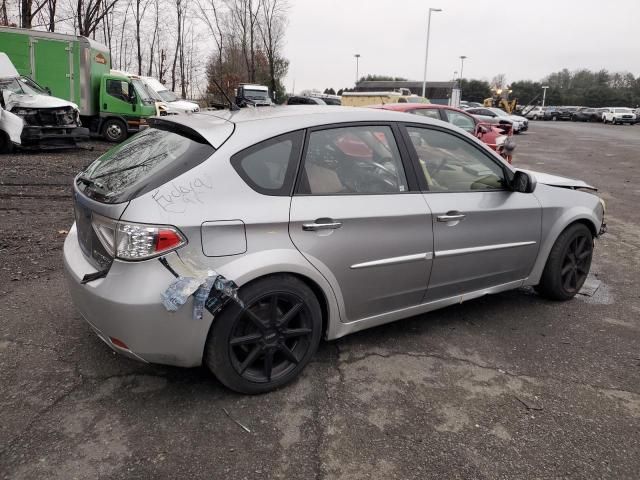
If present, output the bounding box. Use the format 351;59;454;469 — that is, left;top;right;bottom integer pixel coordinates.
21;125;89;149
63;223;211;367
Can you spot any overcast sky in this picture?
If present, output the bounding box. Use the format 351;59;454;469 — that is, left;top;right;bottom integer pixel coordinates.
283;0;640;93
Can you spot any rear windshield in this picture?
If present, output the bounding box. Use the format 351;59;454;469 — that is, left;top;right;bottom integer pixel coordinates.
77;127;215;204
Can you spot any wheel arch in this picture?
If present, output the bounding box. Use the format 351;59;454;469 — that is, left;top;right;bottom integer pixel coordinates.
525;210;600;287
233;271;332;340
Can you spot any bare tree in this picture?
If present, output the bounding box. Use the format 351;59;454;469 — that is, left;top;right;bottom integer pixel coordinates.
1;0;10;25
45;0;57;31
20;0;47;28
146;0;159;76
75;0;119;37
258;0;287;100
196;0;225;74
133;0;151;75
170;0;187;96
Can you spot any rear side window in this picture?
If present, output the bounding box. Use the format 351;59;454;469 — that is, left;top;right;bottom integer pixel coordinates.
413;108;441;120
231;131;304;196
78;127;215;204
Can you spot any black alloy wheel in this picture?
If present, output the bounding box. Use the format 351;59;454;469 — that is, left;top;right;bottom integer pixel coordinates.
229;292;313;383
206;275;322;394
536;223;593;301
559;234;592;294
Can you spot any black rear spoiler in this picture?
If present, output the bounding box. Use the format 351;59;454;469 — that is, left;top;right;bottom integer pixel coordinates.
148;117;211;146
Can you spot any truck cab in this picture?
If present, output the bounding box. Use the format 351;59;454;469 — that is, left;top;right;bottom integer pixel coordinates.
235;84;273;107
97;73;163;142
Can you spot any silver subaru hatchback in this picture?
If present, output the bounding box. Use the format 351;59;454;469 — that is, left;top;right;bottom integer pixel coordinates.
64;106;606;393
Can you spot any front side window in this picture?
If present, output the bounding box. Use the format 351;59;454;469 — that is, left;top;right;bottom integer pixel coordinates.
299;125;408;195
406;127;506;192
105;79;130;102
231;131;303;195
444;110;476;133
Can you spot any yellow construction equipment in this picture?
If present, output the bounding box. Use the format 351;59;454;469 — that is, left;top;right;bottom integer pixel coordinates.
484;88;517;113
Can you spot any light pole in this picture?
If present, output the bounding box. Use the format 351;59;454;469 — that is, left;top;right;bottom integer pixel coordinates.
421;7;442;98
541;85;549;107
459;55;467;98
354;54;361;86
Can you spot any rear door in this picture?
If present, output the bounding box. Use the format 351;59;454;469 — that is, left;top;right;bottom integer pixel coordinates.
32;39;73;100
401;124;541;302
289;123;434;323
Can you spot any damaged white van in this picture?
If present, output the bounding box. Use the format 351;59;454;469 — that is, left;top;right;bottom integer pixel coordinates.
0;53;88;151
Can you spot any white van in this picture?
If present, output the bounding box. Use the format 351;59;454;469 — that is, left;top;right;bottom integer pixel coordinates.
141;77;199;114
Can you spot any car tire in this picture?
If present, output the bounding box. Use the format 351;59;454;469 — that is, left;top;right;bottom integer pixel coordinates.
205;274;323;394
536;223;593;301
533;115;538;120
552;115;558;121
101;118;127;143
0;131;14;154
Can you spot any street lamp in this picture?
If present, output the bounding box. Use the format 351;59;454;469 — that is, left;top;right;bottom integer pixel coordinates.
541;85;549;107
459;55;467;98
421;7;443;98
354;54;361;85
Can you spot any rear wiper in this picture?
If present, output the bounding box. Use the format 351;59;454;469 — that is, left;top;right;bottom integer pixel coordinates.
77;175;106;191
91;153;165;180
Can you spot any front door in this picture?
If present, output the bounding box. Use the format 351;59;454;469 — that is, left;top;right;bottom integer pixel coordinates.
402;124;541;302
289;124;433;323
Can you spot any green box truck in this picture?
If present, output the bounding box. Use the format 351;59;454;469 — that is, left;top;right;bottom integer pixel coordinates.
0;27;163;142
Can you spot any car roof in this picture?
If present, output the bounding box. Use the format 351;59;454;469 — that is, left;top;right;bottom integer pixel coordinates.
155;105;468;150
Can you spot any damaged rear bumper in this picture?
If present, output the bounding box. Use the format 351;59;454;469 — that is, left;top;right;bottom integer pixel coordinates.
21;125;89;149
63;223;213;367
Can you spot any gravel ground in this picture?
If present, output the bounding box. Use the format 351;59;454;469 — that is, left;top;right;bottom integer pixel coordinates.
0;122;639;479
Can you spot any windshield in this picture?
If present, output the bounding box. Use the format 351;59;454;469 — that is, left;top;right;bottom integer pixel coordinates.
20;76;48;94
131;78;155;104
142;83;164;102
0;77;43;95
77;127;215;204
158;89;179;102
244;88;268;99
489;108;509;116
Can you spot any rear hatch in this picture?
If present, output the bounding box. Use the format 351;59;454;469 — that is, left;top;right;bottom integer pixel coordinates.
73;116;232;269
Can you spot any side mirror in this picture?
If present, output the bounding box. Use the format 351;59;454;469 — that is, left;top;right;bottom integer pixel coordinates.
475;124;489;136
512;171;536;193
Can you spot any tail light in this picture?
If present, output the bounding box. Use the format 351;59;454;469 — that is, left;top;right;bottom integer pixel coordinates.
92;214;186;261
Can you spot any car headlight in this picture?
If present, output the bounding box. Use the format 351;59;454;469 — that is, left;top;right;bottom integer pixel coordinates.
599;198;606;215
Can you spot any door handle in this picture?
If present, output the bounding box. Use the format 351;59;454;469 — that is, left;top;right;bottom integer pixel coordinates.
437;212;466;222
302;220;343;231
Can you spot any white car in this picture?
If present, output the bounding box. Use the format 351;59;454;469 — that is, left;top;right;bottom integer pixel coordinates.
467;107;529;133
524;106;546;120
141;76;199;114
602;107;636;125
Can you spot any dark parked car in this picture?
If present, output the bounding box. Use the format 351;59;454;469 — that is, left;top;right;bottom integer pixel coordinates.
287;96;327;105
571;107;601;122
544;107;577;121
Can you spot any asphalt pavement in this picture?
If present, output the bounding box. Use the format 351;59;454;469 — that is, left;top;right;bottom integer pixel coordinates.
1;121;639;479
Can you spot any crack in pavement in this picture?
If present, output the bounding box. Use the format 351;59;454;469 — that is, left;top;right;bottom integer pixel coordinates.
336;350;640;396
1;337;60;353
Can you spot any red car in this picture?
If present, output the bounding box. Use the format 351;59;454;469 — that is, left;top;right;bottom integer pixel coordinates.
369;103;516;163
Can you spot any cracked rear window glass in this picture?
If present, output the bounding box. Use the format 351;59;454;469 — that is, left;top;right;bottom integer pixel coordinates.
77;127;214;204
